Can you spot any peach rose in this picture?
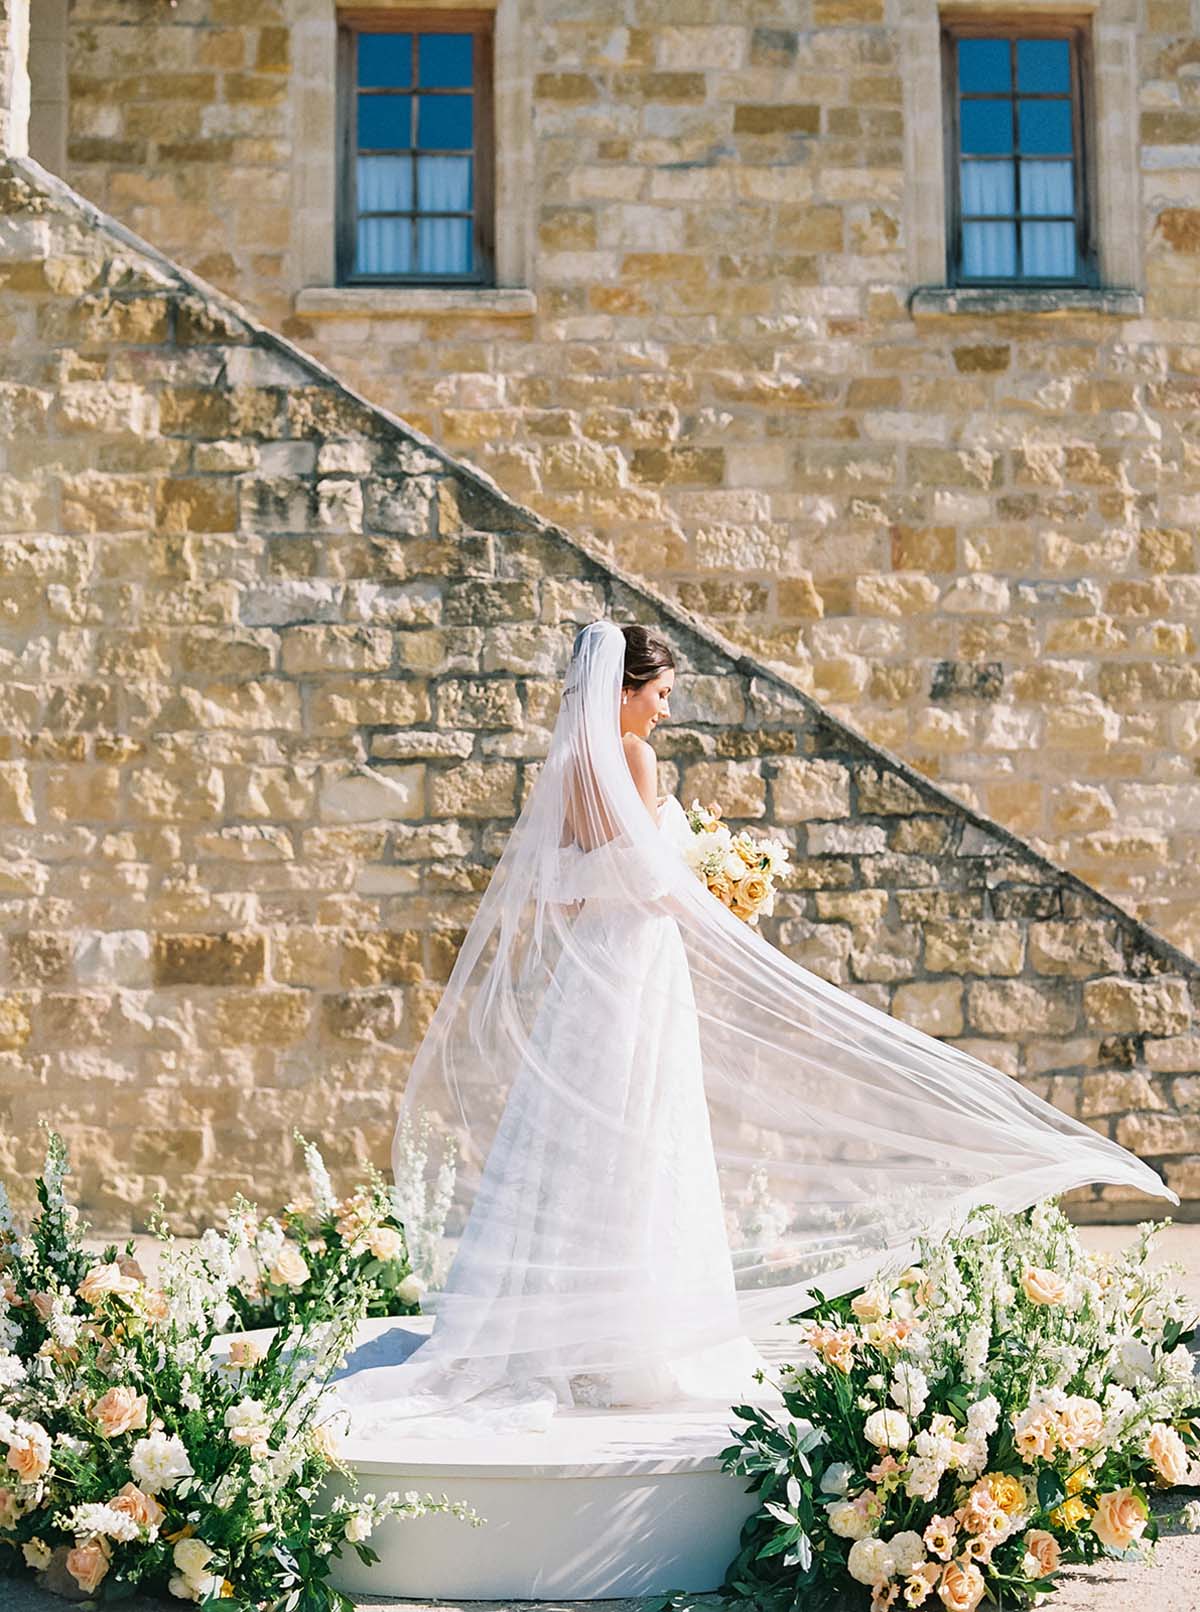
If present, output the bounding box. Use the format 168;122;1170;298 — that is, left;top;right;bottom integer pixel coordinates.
936;1559;985;1612
366;1226;403;1262
78;1261;142;1307
1091;1487;1149;1551
1147;1423;1191;1487
109;1481;166;1531
139;1287;171;1324
1021;1266;1067;1306
92;1385;149;1438
1057;1396;1103;1454
1021;1529;1061;1579
6;1421;51;1483
31;1291;55;1322
268;1244;310;1289
67;1536;112;1594
224;1337;265;1370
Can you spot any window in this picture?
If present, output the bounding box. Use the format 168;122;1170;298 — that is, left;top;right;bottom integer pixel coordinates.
942;21;1092;288
337;10;495;286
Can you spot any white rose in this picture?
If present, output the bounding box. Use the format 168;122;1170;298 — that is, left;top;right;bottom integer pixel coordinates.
820;1460;853;1496
173;1539;214;1583
268;1244;310;1289
863;1408;911;1449
396;1274;423;1306
129;1430;195;1495
828;1500;873;1540
888;1530;926;1576
847;1536;894;1586
344;1510;374;1543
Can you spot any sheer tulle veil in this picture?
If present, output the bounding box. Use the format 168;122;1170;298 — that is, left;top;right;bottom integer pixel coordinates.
334;617;1175;1423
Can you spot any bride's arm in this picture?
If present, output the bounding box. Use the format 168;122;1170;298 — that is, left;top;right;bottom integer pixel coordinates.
622;732;660;823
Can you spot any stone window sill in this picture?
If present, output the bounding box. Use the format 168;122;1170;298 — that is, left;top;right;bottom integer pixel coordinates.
909;286;1144;318
294;286;537;319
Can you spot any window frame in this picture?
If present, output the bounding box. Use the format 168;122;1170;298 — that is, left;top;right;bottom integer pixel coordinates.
336;8;496;289
940;15;1097;291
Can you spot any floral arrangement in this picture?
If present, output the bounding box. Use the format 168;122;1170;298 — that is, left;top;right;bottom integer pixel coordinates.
226;1133;431;1332
0;1132;480;1608
682;798;790;925
721;1200;1200;1611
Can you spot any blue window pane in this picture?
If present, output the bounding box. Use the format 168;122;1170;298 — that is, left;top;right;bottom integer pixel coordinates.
958;38;1011;93
417;154;472;212
1017;38;1070;94
358;94;412;150
357;155;414;213
357;217;413;275
418;216;472;275
417;94;473;149
960;100;1014;155
1018;99;1072;154
961;160;1014;217
419;34;474;89
358;34;412;90
1023;221;1075;277
1020;160;1072;216
962;221;1016;278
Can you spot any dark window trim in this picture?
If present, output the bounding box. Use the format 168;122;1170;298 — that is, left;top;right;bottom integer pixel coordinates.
336;8;496;288
941;15;1096;290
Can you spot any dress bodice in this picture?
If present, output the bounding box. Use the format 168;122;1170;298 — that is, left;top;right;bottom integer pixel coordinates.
553;794;685;906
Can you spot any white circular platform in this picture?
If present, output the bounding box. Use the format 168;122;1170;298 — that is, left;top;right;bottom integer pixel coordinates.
316;1315;791;1600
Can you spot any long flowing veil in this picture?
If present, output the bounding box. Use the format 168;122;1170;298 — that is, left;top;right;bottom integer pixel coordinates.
333;618;1175;1427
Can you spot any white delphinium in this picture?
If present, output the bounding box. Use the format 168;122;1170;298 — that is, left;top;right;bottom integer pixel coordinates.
889;1362;928;1419
57;1502;143;1544
392;1113;458;1287
253;1216;286;1271
297;1133;337;1219
961;1319;990;1385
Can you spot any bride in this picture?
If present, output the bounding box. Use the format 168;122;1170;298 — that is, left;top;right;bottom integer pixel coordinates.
332;617;1176;1437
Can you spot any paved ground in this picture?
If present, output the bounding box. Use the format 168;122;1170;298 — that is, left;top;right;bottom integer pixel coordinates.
3;1225;1199;1610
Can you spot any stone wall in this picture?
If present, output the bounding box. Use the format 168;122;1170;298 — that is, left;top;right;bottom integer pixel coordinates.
52;0;1200;959
0;154;1198;1228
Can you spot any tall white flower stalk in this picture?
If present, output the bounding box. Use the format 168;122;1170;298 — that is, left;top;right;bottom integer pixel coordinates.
391;1112;457;1286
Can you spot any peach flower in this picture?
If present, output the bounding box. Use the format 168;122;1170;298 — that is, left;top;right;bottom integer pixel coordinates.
1057;1396;1103;1454
936;1559;985;1612
31;1291;55;1322
66;1536;112;1594
109;1481;166;1531
268;1244;310;1289
224;1337;265;1370
1147;1423;1191;1487
1021;1529;1061;1579
1091;1487;1149;1551
366;1226;403;1262
6;1422;51;1483
0;1486;24;1527
92;1385;149;1438
1021;1266;1067;1307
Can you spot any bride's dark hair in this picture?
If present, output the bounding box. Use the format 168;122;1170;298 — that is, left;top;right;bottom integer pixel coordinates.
620;623;675;691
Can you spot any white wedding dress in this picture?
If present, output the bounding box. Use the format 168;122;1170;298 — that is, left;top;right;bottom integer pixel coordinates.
333;792;765;1436
331;618;1176;1440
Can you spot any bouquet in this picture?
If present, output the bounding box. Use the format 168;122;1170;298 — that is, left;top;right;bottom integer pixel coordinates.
0;1131;480;1609
722;1200;1200;1611
682;798;790;925
226;1133;430;1332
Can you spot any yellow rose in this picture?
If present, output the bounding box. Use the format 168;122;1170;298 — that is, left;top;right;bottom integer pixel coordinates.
1049;1494;1091;1531
1091;1487;1148;1551
92;1385;149;1438
67;1537;112;1594
981;1472;1025;1515
741;874;770;906
936;1558;985;1612
1021;1266;1067;1306
1147;1423;1190;1487
1021;1529;1061;1579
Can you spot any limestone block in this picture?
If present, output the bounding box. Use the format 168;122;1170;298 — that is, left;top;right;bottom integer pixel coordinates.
73;930;152;987
892;980;965;1036
1080;1071;1166;1118
0;763;34;823
428;761;518;818
308;678;431;732
773;758;850;821
679;760;766;817
1145;1036;1200;1073
153;932;266;988
319;767;425;823
240;580;345;626
280;625;392;675
849;924;921;983
1082;978;1192;1035
436;678;523;730
777;918;852;984
807;822;887;855
1115;1113;1200;1156
854;767;934;816
1028;920;1123;978
925;921;1025;976
967;980;1077;1036
0;996;32;1050
213;990;311;1045
340;930;423;988
321;990;402;1043
813;890;889;929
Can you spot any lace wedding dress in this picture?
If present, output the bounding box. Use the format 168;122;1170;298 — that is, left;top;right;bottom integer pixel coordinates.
331;618;1176;1440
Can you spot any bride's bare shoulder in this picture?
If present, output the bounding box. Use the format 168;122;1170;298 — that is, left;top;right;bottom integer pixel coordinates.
621;730;654;768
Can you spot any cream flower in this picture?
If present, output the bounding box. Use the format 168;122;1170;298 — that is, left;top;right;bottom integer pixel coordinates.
22;1537;53;1570
223;1337;265;1371
1021;1266;1067;1306
889;1531;926;1576
6;1419;51;1482
345;1510;374;1542
92;1385;149;1438
922;1516;957;1561
397;1274;423;1306
1091;1487;1149;1551
129;1430;194;1495
173;1537;214;1582
829;1498;875;1540
367;1226;403;1262
847;1535;894;1586
267;1244;310;1289
78;1262;142;1307
864;1408;912;1450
